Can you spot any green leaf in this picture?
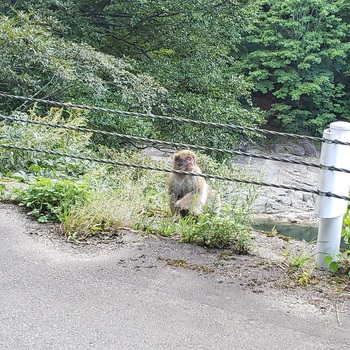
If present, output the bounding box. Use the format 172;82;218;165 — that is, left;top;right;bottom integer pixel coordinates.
29;165;41;173
323;255;334;265
329;261;339;273
38;215;48;223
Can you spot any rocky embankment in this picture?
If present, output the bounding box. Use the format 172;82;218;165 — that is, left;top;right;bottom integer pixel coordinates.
233;139;320;226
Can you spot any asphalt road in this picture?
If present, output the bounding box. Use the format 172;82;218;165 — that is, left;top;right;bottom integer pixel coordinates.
0;204;349;350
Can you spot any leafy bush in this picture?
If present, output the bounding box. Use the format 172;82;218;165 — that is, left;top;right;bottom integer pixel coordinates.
0;107;97;178
324;206;350;275
343;208;350;249
61;151;170;240
17;177;90;223
0;13;166;114
61;191;123;241
177;207;252;252
137;205;253;252
0;184;6;198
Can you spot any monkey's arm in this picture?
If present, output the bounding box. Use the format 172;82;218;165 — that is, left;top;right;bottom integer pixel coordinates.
175;192;196;209
175;193;202;216
175;184;209;215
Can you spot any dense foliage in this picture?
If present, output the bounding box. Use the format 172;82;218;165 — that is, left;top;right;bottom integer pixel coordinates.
237;0;350;134
325;206;350;275
1;0;350;140
0;0;264;152
0;14;167;143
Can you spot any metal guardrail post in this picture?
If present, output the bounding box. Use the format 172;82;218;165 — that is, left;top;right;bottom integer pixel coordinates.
315;122;350;268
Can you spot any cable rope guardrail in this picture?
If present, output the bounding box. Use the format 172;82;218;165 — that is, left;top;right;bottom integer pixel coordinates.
0;143;349;202
1;91;350;146
1;114;350;175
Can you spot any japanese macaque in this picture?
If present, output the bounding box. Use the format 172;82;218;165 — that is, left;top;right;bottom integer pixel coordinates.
168;150;220;216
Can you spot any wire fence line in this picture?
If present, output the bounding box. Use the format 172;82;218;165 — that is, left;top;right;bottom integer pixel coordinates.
0;143;349;202
0;92;349;202
1;91;350;146
1;114;350;174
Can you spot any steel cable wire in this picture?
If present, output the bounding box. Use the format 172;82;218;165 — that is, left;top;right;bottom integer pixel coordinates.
1;114;350;174
1;91;350;146
0;143;349;201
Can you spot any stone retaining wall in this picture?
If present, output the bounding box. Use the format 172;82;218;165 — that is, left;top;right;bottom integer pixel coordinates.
233;140;320;225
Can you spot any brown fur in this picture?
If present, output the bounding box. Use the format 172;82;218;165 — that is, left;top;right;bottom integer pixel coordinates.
168;150;220;216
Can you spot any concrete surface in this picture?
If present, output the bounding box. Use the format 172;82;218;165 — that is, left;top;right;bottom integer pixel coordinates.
0;204;349;350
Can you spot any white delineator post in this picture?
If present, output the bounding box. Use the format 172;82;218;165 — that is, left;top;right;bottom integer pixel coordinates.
315;122;350;268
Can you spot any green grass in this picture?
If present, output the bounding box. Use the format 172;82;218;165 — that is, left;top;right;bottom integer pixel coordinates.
0;109;260;251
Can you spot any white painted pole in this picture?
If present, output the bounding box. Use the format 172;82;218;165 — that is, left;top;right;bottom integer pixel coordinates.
315;122;350;268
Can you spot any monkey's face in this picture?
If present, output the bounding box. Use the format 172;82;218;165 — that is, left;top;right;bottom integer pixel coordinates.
184;155;196;171
173;150;196;172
